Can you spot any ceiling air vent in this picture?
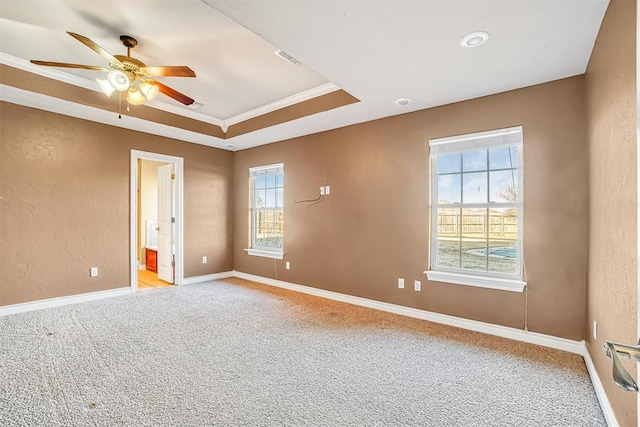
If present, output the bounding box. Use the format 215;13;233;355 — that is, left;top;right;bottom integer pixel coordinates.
187;101;205;110
274;49;301;66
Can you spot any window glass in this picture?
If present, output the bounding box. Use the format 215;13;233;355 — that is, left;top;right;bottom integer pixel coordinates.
249;164;284;253
429;127;523;286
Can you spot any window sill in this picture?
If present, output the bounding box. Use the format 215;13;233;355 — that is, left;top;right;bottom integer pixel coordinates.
245;249;284;260
424;270;526;293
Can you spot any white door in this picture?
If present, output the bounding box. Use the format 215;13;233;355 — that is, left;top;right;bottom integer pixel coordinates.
157;163;174;283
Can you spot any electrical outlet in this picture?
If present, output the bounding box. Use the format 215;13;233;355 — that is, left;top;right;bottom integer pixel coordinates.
285;261;290;270
414;280;421;291
593;320;597;340
398;278;404;289
320;186;325;196
325;185;331;195
202;256;207;264
90;267;98;277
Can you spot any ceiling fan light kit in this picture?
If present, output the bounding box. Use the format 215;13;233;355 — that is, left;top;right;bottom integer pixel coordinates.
127;86;147;105
96;78;116;96
30;31;197;112
139;81;159;101
106;70;131;91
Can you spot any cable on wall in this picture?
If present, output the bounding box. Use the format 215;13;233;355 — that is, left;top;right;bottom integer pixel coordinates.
523;258;529;332
294;194;323;204
294;169;328;205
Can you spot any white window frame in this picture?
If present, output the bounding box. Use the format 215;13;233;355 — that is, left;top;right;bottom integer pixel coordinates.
246;163;284;260
426;127;526;292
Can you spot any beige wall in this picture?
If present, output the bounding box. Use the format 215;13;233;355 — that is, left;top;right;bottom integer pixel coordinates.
0;102;234;306
234;76;589;340
585;0;638;425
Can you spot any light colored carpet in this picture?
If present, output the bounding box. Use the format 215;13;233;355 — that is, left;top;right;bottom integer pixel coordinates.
1;278;605;426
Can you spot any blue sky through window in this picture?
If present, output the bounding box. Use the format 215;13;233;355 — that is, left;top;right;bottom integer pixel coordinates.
437;147;518;204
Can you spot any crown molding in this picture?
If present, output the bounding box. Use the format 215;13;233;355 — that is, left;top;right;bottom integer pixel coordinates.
0;52;97;91
1;52;341;135
0;52;223;126
224;82;340;128
0;84;228;149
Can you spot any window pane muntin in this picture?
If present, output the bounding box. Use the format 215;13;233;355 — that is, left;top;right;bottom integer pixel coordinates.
265;173;275;188
488;238;518;274
462;171;488;204
489;146;519;170
255;175;266;189
265;188;276;208
462;149;487;172
255;189;266;208
489;170;518;203
438;152;462;174
436;238;461;269
461;240;487;271
437;173;461;204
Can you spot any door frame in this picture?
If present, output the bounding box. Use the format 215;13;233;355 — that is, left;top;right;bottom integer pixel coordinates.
130;150;184;291
636;0;639;417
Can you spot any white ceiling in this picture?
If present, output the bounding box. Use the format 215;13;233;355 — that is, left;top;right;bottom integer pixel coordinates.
0;0;609;151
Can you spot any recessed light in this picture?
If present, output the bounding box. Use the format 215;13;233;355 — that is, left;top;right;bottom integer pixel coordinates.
460;31;490;48
225;143;235;148
395;98;412;106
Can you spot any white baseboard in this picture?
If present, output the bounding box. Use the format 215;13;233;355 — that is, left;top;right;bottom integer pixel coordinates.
583;345;618;427
0;270;234;316
0;287;132;317
0;269;620;425
182;271;234;285
233;271;623;423
232;270;584;355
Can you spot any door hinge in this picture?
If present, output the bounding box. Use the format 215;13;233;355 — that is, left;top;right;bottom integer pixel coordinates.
171;260;175;267
171;217;175;223
171;173;176;180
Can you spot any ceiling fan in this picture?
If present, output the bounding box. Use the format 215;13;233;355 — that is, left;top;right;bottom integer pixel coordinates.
31;31;196;106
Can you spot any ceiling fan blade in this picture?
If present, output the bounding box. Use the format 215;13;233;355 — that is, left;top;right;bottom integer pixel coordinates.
154;81;195;105
140;66;196;77
30;60;109;71
66;31;123;66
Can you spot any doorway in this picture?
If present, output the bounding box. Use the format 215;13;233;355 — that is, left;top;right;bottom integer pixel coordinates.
130;150;184;292
138;160;172;290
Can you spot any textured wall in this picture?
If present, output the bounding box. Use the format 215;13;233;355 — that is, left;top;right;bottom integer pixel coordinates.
585;0;638;425
234;76;589;340
0;102;234;306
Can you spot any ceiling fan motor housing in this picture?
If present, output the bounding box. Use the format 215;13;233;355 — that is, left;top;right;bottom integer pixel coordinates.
119;35;138;48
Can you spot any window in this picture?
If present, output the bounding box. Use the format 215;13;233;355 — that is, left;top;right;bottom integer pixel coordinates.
247;163;284;259
426;127;526;292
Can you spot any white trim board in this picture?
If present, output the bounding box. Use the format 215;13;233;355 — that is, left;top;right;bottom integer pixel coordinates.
0;271;235;317
0;287;131;317
232;271;619;422
0;268;617;424
231;271;584;355
182;272;234;285
583;346;618;427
